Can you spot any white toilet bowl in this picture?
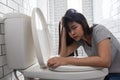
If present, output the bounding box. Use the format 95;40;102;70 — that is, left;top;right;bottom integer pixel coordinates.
22;63;108;80
4;8;108;80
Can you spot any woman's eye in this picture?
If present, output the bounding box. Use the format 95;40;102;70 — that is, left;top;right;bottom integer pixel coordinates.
72;26;77;29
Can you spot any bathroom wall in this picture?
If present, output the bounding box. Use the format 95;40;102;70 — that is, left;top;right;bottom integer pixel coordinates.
37;0;48;20
82;0;93;26
93;0;120;42
48;0;68;55
0;0;37;79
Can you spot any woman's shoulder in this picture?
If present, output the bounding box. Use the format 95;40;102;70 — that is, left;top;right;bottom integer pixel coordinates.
93;24;106;30
92;24;109;33
92;24;111;44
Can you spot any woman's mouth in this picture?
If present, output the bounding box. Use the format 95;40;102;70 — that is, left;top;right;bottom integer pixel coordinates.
73;36;80;41
73;36;78;39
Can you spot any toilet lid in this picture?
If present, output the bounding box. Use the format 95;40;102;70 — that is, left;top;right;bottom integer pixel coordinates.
31;8;105;72
31;8;52;68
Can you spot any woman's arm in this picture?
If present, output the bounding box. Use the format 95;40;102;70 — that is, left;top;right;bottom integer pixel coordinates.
48;38;111;68
59;27;79;57
66;38;111;67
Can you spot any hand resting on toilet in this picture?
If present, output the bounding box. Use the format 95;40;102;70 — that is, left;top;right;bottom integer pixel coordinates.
47;56;102;72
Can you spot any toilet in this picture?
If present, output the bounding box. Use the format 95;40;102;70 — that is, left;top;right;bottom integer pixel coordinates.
4;8;108;80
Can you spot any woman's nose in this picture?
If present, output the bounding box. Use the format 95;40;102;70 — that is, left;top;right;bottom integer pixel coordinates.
70;30;75;35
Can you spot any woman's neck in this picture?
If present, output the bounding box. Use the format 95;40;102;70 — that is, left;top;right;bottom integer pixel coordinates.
82;35;92;46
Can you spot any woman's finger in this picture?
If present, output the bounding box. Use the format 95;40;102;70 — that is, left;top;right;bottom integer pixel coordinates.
51;62;60;69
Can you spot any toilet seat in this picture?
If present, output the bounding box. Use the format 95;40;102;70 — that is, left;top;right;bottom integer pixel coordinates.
22;63;108;80
49;65;101;72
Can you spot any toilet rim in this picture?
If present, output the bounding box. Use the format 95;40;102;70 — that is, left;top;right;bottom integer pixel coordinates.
22;63;108;80
49;65;103;72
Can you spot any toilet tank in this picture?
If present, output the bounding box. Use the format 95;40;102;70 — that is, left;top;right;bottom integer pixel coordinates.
4;13;36;69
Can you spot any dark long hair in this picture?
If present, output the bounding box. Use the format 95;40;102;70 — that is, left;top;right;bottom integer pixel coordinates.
58;21;78;56
58;9;96;56
63;9;95;46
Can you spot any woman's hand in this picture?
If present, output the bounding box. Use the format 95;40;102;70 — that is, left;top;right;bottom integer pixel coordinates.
47;57;68;69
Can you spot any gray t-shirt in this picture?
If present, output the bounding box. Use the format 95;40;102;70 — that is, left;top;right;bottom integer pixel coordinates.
79;24;120;73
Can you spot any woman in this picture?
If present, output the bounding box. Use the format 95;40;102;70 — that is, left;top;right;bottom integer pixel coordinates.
47;9;120;80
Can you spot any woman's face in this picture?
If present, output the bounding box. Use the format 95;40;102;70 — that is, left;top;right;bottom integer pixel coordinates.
68;21;84;41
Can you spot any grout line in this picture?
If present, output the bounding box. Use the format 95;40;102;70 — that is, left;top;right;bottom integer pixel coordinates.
0;66;4;79
0;44;6;56
0;2;15;11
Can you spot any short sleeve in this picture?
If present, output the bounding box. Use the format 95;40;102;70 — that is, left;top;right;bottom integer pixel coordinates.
93;24;111;44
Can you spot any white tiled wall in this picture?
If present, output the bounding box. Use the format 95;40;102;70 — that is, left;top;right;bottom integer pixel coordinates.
48;0;68;55
0;0;36;79
82;0;93;26
93;0;120;42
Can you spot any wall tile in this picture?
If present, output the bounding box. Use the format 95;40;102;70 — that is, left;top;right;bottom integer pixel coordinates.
0;67;3;78
7;0;19;11
0;45;1;55
1;73;12;80
0;13;3;17
0;3;13;14
3;65;13;76
0;24;4;34
19;6;24;13
0;35;5;44
0;0;7;4
0;56;6;66
12;0;23;6
1;44;6;55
